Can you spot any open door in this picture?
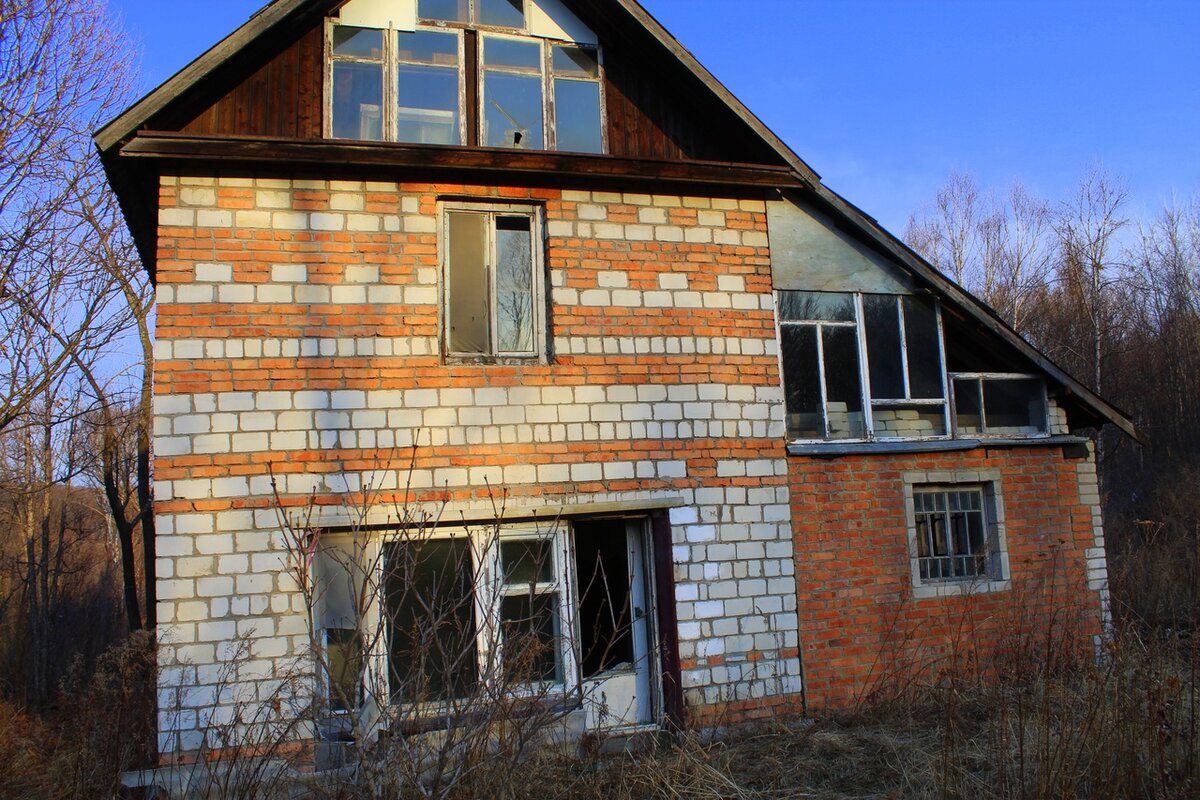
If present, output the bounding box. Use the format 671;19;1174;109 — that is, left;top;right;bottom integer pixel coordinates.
573;519;656;730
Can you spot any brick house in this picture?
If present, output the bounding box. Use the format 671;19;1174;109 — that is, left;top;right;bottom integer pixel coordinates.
97;0;1134;759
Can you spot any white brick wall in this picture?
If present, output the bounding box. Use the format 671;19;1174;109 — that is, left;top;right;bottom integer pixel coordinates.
154;176;800;752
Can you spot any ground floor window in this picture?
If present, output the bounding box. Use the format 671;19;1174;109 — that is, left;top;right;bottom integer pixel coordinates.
904;474;1010;598
317;517;660;729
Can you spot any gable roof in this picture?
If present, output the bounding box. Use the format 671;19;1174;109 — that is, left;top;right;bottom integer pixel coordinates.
94;0;1136;440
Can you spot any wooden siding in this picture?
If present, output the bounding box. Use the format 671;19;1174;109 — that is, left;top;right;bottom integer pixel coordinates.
159;17;782;165
177;26;324;139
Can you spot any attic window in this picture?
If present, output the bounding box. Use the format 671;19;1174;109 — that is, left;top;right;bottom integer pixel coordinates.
328;18;604;153
419;0;526;29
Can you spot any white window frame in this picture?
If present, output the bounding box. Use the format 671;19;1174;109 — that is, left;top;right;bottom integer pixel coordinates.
949;372;1051;438
371;523;578;713
326;21;468;145
776;290;952;442
439;200;547;362
902;471;1012;599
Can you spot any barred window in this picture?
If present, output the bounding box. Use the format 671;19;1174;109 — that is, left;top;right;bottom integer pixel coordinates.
906;480;1010;596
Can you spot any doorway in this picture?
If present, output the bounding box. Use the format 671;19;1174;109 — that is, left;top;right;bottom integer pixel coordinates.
573;518;656;730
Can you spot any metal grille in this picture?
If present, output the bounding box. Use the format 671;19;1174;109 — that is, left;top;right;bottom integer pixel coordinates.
914;488;990;581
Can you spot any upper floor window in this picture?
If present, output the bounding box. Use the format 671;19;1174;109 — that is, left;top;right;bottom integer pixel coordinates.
442;203;545;360
328;18;604;154
779;290;1049;442
419;0;526;29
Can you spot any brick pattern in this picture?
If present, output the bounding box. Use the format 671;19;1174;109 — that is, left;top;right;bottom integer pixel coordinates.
789;445;1108;708
152;177;802;752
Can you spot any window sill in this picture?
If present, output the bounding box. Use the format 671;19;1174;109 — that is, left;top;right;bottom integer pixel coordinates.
787;434;1089;458
911;578;1011;600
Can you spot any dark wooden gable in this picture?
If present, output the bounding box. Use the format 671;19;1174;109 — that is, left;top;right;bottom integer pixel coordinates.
141;0;786;166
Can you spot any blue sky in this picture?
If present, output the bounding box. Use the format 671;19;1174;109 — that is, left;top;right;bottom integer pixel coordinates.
109;0;1200;233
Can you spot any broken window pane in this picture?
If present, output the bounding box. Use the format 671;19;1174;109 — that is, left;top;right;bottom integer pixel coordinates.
553;79;603;153
864;295;904;399
332;62;384;140
448;212;489;354
495;216;534;353
903;295;943;399
779;290;855;323
479;0;526;28
418;0;469;23
822;326;865;439
781;326;822;439
483;72;544;149
385;538;479;702
501;593;562;683
982;378;1047;433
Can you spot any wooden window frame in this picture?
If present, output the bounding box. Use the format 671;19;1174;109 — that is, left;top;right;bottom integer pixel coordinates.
325;20;468;146
948;373;1051;438
438;200;548;364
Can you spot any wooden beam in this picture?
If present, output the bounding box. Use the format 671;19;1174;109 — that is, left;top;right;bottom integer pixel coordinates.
120;132;805;189
95;0;346;152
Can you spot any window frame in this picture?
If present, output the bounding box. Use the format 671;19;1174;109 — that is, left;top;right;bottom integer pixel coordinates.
902;473;1011;599
776;290;952;443
326;17;606;154
373;524;578;714
417;0;531;33
438;200;548;363
325;21;468;146
949;372;1051;438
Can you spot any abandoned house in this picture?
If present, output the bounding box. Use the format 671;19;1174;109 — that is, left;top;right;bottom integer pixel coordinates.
96;0;1135;763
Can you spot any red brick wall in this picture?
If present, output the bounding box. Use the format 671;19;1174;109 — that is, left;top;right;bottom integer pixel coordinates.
789;446;1106;710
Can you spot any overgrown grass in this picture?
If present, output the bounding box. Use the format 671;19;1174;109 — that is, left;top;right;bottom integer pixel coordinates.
0;529;1196;799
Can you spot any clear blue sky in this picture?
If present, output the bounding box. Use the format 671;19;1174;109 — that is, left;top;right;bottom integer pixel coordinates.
109;0;1200;233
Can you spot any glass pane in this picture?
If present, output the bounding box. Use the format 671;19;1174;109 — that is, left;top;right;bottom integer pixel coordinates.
950;512;968;555
495;216;534;353
479;0;526;28
781;326;823;439
483;72;544;149
483;37;541;70
501;593;562;683
397;30;460;65
915;517;931;556
871;404;947;438
398;65;460;145
333;26;384;59
448;212;489;354
501;539;553;585
553;45;600;78
983;379;1048;434
778;291;855;323
822;326;865;439
953;379;984;434
967;509;985;555
863;295;904;399
332;62;384;140
385;538;478;702
418;0;469;22
903;295;944;399
326;629;361;712
930;514;948;556
553;79;603;153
